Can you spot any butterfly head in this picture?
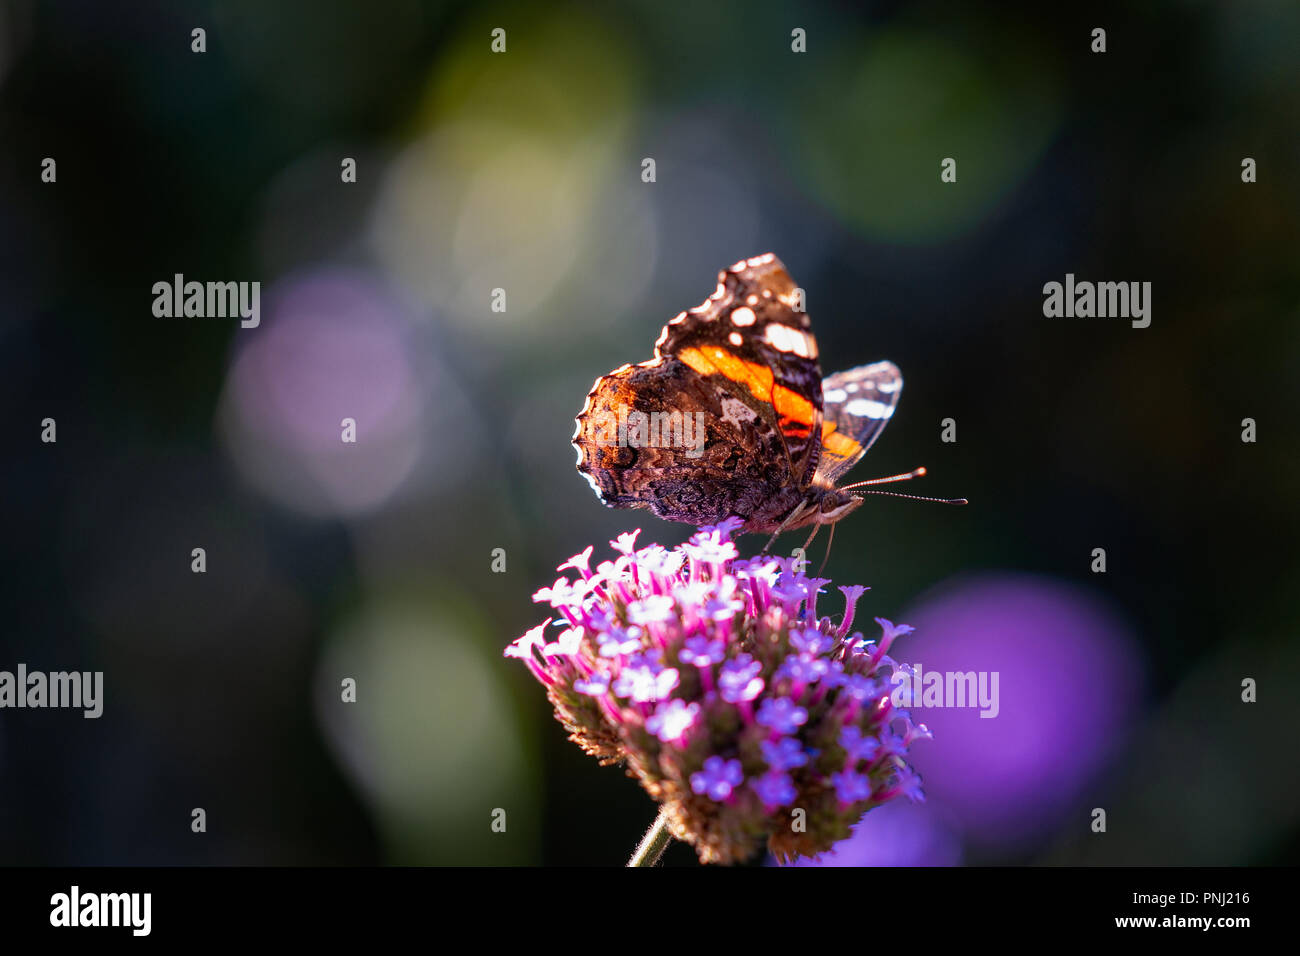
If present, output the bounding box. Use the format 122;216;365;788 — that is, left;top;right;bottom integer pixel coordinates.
815;484;864;525
783;481;863;531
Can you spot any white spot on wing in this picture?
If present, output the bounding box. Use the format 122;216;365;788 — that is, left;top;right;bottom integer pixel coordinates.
844;398;894;419
763;323;816;358
823;388;847;403
729;331;743;346
731;306;757;326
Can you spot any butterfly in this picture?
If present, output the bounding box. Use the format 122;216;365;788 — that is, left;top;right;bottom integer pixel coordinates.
572;254;962;544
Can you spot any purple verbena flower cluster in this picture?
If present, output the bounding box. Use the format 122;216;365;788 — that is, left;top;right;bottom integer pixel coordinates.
506;518;930;864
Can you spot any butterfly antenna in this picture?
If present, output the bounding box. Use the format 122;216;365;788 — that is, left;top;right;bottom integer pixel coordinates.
852;489;968;505
841;465;966;505
840;466;928;490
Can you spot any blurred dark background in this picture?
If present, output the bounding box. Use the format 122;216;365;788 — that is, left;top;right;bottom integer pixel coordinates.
1;0;1296;865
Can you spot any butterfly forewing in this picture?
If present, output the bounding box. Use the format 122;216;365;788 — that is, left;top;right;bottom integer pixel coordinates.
654;254;824;486
814;361;903;485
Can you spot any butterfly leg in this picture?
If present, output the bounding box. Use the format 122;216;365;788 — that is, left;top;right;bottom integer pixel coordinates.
796;522;822;573
758;507;805;557
817;520;837;576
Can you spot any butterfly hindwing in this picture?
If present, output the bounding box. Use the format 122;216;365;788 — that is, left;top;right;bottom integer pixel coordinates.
573;359;808;527
814;361;903;485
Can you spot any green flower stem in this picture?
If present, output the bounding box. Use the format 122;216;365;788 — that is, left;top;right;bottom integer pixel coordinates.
628;809;673;867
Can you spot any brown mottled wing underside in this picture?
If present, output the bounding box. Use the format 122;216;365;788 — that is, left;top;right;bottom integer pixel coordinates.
573;254;823;529
572;358;807;527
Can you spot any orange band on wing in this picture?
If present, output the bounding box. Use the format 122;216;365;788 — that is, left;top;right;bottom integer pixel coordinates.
677;346;719;377
678;345;817;436
821;421;862;458
773;385;814;427
678;345;775;403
